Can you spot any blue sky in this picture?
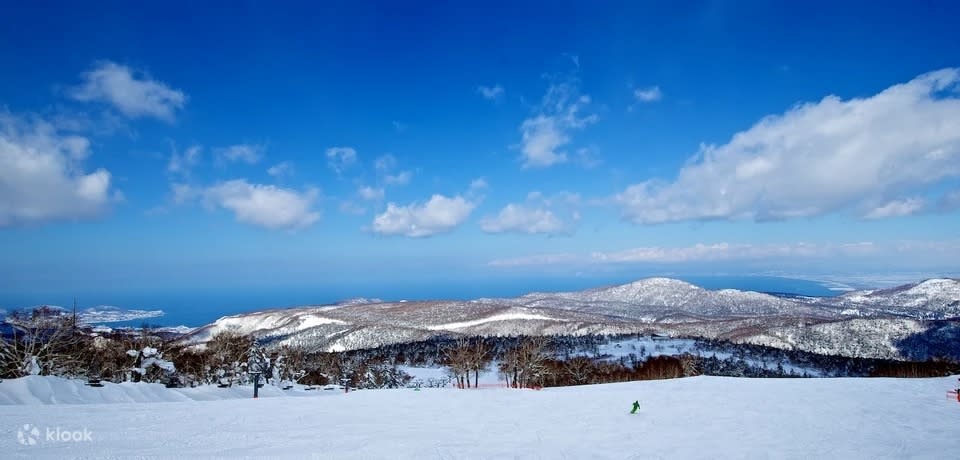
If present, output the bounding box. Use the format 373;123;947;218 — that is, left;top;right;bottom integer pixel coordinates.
1;1;959;300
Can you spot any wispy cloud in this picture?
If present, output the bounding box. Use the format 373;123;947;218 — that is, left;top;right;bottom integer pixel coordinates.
167;144;202;175
518;76;597;168
267;161;294;178
480;191;580;235
384;171;412;185
488;253;579;267
68;61;186;122
477;84;504;101
489;241;887;267
358;185;385;201
469;178;489;191
633;86;662;102
216;144;263;164
374;154;412;185
863;198;925;219
590;242;877;263
326;146;357;175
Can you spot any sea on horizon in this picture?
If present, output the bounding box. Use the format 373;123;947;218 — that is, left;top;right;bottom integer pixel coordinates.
2;275;841;328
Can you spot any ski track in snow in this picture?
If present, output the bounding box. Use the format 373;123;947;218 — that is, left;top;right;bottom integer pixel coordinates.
0;375;957;459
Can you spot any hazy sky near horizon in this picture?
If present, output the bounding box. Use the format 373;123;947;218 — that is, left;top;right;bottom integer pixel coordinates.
1;1;959;294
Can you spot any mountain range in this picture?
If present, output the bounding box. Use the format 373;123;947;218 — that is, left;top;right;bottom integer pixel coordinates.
178;277;960;361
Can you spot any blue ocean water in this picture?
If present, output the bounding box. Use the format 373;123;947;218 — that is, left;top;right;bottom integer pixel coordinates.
1;275;836;328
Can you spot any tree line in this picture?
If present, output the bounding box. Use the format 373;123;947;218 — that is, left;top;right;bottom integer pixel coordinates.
3;308;957;389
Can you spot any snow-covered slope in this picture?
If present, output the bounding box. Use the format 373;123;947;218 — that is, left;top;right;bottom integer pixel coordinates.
742;318;931;360
824;278;960;319
1;375;957;458
184;306;347;345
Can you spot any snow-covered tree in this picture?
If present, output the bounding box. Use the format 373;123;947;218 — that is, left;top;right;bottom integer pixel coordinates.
128;346;176;383
207;331;253;386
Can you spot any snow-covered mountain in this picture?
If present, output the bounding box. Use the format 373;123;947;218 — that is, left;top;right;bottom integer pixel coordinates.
504;277;840;319
178;277;960;360
181;301;645;352
818;278;960;319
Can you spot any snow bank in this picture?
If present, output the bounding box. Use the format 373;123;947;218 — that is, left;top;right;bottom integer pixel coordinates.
1;375;957;458
0;376;334;405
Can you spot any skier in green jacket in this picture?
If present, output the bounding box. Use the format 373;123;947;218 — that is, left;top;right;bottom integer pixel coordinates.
630;400;640;414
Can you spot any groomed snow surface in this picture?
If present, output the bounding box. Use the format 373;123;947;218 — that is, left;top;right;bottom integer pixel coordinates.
2;375;958;459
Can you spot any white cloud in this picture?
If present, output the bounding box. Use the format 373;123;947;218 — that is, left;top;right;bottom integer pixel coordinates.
492;240;960;271
469;178;489;191
863;198;925;219
326;146;357;175
0;112;115;227
519;79;597;168
170;183;197;205
597;242;884;264
488;253;579;267
358;186;385;201
68;61;186;122
384;171;412;185
616;68;960;224
477;85;504;101
589;243;839;263
481;205;565;235
372;194;475;237
203;179;320;230
167;145;202;175
267;161;294;178
480;192;580;235
489;242;878;266
374;154;411;185
216;144;263;164
633;86;662;102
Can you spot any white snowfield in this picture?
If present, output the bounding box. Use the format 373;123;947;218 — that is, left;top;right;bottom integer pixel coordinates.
425;312;563;331
1;375;958;459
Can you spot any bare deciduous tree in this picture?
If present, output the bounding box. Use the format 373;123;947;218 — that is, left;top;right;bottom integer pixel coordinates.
562;356;594;385
468;339;493;388
499;336;551;389
0;308;88;378
442;338;472;388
